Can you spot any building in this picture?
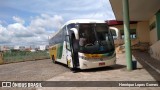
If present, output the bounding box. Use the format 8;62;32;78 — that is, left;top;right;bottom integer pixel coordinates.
0;46;10;51
109;0;160;60
107;20;138;46
14;46;25;51
39;45;47;51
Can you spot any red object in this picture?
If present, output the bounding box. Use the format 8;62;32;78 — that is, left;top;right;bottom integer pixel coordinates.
99;62;105;66
106;20;137;26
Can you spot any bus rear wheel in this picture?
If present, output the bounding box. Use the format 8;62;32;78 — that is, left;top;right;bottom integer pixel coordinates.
52;55;56;64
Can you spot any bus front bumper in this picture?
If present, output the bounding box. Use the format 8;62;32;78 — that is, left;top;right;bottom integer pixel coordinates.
79;56;116;69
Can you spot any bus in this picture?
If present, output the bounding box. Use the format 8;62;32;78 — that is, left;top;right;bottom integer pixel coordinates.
49;19;116;71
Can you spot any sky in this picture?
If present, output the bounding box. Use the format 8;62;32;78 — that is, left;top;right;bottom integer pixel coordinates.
0;0;115;46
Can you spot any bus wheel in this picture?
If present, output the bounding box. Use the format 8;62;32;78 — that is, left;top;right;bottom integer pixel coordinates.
52;55;56;64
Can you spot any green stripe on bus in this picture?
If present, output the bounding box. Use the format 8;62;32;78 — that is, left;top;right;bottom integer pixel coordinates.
57;43;63;59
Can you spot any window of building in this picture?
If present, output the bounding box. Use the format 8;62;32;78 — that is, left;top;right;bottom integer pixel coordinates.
120;29;136;39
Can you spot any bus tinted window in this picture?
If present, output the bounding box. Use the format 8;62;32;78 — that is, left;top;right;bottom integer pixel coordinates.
49;26;66;46
79;23;114;54
67;24;76;30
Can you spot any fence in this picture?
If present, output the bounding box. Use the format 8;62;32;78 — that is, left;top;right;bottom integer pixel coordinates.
2;50;50;64
0;52;3;64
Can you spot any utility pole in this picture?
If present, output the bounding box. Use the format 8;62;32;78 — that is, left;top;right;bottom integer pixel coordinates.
122;0;133;70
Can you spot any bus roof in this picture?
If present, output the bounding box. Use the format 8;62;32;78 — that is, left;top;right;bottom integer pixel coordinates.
64;19;106;26
49;19;106;39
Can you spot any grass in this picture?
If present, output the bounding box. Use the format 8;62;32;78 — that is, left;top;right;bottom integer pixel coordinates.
3;50;50;63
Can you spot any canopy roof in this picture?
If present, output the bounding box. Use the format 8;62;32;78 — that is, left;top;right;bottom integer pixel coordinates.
109;0;160;21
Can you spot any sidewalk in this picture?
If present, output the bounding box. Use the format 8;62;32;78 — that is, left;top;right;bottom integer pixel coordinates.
37;53;159;90
133;50;160;81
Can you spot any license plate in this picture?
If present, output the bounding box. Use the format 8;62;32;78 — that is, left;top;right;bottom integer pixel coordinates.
99;62;105;66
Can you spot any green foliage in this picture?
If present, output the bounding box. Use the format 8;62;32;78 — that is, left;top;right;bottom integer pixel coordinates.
3;50;50;63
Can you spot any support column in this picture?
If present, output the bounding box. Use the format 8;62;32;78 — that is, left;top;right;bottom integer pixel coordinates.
156;10;160;40
122;0;133;70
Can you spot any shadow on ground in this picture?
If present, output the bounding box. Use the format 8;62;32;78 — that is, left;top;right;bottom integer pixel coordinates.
77;64;126;72
55;61;126;73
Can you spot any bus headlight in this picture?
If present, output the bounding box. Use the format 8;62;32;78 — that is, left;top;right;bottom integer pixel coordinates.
79;56;88;60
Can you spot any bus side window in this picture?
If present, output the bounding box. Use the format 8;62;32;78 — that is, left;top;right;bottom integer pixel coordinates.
66;35;71;50
63;26;66;41
110;29;117;40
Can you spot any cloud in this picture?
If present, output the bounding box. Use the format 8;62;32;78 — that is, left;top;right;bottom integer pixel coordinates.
30;14;63;30
0;25;11;43
13;16;25;24
7;23;34;37
58;0;115;20
0;14;64;45
0;20;8;26
0;0;115;45
1;0;115;21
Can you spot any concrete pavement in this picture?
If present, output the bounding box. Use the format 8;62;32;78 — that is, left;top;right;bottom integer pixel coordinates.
37;53;159;90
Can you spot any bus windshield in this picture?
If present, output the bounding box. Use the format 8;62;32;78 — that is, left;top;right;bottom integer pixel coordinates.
79;23;114;54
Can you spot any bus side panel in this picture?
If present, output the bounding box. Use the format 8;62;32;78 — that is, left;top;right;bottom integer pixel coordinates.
56;42;68;64
61;41;67;64
49;45;57;60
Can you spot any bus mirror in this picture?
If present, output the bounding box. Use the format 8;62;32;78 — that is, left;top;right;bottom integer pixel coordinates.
73;40;79;52
70;28;79;39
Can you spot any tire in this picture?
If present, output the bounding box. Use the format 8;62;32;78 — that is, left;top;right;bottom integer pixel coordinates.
52;55;56;64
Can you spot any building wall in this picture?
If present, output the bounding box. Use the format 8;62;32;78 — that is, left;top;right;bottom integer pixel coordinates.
150;40;160;61
149;13;160;60
111;18;157;45
150;29;157;44
136;21;150;43
113;24;137;30
111;24;137;45
149;15;157;45
113;23;150;43
112;24;137;39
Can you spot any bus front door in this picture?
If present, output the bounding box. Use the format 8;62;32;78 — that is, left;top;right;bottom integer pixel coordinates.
66;35;79;71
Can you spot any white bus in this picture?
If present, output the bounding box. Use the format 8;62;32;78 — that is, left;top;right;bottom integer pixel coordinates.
49;19;116;71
